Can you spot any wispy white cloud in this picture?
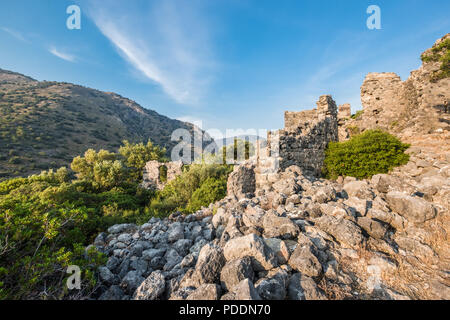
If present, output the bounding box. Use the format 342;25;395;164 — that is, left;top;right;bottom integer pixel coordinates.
86;0;215;105
49;47;77;62
1;27;28;42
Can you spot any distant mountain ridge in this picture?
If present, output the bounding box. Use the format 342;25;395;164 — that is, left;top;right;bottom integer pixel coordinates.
0;68;212;180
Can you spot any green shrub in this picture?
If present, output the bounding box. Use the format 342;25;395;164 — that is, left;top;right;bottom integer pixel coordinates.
119;140;167;180
351;110;364;120
149;163;232;215
347;125;361;136
0;138;231;299
8;156;22;164
159;165;168;183
421;38;450;81
187;177;227;212
323;130;410;179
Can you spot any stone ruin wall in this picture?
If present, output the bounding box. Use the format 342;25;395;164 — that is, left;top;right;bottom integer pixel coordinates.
142;160;183;190
343;34;450;142
142;96;347;195
359;72;408;130
255;95;340;191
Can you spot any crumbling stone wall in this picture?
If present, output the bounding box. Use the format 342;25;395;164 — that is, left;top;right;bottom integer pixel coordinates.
255;95;339;189
142;160;183;190
341;34;450;143
338;104;351;120
277;95;338;174
359;72;407;130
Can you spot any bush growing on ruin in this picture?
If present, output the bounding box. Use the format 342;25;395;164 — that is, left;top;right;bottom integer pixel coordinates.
421;38;450;81
351;110;364;119
323;129;410;179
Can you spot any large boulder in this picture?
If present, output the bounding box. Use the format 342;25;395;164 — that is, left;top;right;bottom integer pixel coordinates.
133;271;165;300
221;279;261;300
223;234;278;271
227;161;256;200
263;238;291;264
99;285;125;300
98;266;116;285
186;284;221;300
194;243;226;284
312;186;337;203
356;217;387;239
385;191;437;224
255;268;289;300
288;273;327;300
120;271;144;294
167;223;185;242
220;257;254;291
262;211;300;239
212;207;229;228
315;216;364;249
242;206;265;229
343;181;374;199
288;243;323;277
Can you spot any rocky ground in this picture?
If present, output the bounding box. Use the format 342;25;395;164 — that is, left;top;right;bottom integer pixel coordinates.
91;144;449;300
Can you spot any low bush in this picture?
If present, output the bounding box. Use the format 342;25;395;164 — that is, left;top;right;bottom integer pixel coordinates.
421;38;450;81
323;129;410;179
187;177;227;213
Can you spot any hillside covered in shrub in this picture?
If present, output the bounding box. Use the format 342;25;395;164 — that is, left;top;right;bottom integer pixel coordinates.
0;68;211;180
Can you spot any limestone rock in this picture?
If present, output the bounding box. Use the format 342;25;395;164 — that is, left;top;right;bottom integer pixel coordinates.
133;271;166;300
194;243;226;284
356;217;388;239
288;243;323;277
385;191;437;224
120;271;144;294
343;181;374;199
186;284;221;300
255;269;288;300
315;215;364;249
262;210;300;239
263;238;291;264
288;273;327;300
227;161;256;200
223;234;278;271
224;279;261;300
220;257;254;291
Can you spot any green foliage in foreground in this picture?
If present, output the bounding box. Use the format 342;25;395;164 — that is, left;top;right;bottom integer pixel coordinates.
323;130;410;179
0;140;232;299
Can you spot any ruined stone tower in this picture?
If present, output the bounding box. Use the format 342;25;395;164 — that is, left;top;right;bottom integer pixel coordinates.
255;95;339;190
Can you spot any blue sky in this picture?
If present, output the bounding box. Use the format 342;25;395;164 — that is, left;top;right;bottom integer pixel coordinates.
0;0;449;139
